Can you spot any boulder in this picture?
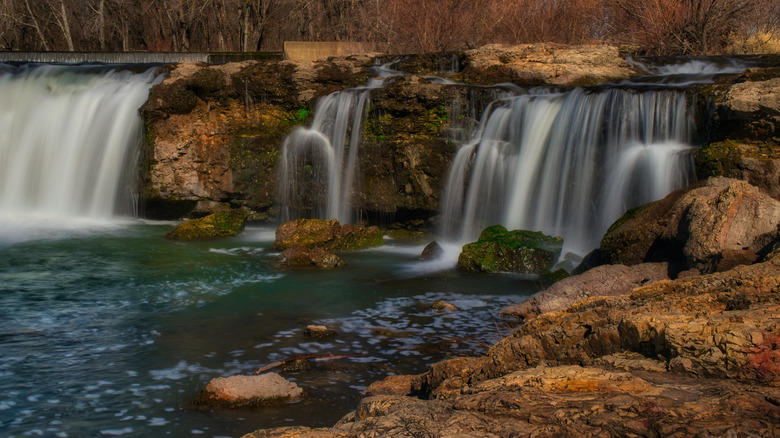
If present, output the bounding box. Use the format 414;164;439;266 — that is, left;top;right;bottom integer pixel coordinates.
601;177;780;272
277;246;345;270
198;373;303;408
457;225;562;275
362;374;416;397
419;241;443;260
273;219;384;251
501;262;670;321
165;210;249;240
304;325;336;339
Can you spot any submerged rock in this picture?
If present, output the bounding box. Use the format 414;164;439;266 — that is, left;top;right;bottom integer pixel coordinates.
165;210;249;240
277;246;345;270
274;219;384;251
457;225;562;275
601;177;780;272
198;373;303;408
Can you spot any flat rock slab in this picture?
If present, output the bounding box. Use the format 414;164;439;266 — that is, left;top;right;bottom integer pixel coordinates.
199;373;303;408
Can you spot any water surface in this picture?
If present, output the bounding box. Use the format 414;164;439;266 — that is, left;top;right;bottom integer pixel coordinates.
0;223;533;437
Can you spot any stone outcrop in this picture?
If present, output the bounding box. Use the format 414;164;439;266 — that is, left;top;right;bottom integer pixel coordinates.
457;44;637;86
273;219;384;251
457;225;562;275
276;246;345;270
198;373;303;408
600;177;780;272
141;57;372;219
165;210;249;240
501;262;670;321
244;251;780;437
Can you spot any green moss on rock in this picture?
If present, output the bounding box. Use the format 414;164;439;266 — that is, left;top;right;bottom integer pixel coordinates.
165;210;249;240
457;225;562;274
274;219;384;251
694;140;742;179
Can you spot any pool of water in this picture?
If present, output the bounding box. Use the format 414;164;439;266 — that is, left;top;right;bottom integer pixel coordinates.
0;221;534;437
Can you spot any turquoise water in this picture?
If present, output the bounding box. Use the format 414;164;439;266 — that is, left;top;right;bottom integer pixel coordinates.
0;222;533;437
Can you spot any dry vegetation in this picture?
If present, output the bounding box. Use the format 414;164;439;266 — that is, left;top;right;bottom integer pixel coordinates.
0;0;778;55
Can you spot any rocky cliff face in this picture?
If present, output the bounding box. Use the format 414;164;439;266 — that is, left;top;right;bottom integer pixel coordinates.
140;44;641;224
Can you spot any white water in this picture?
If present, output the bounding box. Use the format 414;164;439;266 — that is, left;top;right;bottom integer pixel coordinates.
440;87;695;268
0;64;162;232
277;64;391;223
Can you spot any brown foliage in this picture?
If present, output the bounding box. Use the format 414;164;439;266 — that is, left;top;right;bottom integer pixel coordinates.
0;0;775;55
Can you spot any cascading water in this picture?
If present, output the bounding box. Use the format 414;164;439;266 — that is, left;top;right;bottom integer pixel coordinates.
0;64;162;231
277;64;395;224
277;88;371;223
440;86;696;267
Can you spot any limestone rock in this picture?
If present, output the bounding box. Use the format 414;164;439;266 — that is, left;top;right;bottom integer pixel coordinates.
601;177;780;272
362;374;416;397
274;219;384;251
165;210;249;240
457;225;562;274
198;373;303;408
277;246;345;270
501;262;670;321
304;325;336;339
459;44;636;86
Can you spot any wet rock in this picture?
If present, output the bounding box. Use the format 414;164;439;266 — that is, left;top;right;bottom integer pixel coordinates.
304;325;336;339
457;225;562;275
277;246;345;270
362;374;416;397
165;210;249;240
419;241;443;260
198;373;303;408
459;44;636;86
274;219;384;251
501;262;670;321
601;177;780;272
431;300;458;312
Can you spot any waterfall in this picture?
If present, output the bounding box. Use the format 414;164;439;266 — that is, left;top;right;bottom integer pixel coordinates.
277;65;391;224
0;64;162;226
439;87;696;267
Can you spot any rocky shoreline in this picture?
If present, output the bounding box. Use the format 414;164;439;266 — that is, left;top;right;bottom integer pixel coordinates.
139;45;780;437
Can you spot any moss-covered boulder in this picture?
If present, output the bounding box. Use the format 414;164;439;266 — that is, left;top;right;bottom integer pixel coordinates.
273;219;384;251
695;140;780;200
457;225;562;275
165;210;249;240
276;246;345;270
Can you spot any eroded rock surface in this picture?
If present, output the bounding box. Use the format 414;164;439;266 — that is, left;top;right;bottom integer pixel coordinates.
601;177;780;271
274;219;384;251
458;43;637;86
501;262;670;321
198;373;303;408
244;249;780;437
276;246;345;270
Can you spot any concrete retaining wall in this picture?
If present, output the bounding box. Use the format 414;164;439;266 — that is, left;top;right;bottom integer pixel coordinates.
283;42;382;61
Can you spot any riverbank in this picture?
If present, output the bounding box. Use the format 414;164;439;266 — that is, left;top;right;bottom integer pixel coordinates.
235;51;780;437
